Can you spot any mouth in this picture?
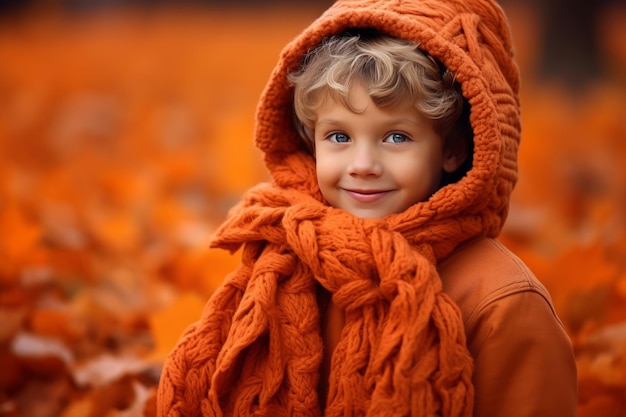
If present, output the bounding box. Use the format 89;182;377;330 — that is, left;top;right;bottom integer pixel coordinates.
343;188;391;203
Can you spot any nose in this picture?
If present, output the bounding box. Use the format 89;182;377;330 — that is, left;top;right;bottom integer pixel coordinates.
347;142;383;177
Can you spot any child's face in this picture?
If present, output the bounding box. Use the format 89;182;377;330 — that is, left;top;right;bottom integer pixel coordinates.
313;84;461;219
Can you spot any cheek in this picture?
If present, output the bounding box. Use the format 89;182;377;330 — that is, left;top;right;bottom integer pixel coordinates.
314;150;342;180
386;153;425;179
315;162;336;192
389;153;442;191
315;154;346;206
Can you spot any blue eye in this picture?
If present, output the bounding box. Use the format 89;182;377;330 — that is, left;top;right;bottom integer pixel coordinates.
328;132;350;143
384;133;410;143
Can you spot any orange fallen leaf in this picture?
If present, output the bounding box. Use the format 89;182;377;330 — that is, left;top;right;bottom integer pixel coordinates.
85;208;143;254
168;247;240;296
578;394;626;417
147;292;206;362
28;307;86;344
0;348;24;392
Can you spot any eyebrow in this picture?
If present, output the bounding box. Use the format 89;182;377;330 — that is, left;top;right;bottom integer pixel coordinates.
315;119;344;128
316;117;425;129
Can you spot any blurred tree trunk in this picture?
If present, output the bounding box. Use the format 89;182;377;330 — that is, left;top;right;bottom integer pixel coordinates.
503;0;617;89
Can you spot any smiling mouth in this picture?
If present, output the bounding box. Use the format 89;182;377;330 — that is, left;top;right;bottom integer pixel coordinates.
344;189;391;203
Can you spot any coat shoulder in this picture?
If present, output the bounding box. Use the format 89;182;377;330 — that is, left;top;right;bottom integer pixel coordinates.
438;237;558;327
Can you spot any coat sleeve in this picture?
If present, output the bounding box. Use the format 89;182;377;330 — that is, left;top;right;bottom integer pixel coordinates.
466;290;578;417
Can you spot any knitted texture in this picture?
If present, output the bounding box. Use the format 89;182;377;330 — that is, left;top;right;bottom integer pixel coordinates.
157;0;520;416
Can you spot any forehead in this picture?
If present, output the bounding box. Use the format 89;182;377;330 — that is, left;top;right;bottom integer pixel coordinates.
314;84;433;131
313;80;417;115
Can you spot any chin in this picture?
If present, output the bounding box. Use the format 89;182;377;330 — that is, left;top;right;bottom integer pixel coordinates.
345;208;392;219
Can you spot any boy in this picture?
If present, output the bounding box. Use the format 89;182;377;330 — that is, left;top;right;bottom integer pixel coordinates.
157;1;577;416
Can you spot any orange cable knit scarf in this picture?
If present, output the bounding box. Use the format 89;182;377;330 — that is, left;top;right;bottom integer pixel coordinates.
158;184;477;417
157;0;521;415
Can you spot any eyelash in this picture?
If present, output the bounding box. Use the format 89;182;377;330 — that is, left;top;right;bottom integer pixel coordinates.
327;132;350;143
384;133;411;143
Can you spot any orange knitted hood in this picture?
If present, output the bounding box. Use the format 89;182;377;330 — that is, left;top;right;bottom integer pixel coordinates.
157;1;520;416
256;0;520;237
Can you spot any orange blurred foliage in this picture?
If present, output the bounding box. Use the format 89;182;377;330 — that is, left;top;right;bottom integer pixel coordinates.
0;2;624;416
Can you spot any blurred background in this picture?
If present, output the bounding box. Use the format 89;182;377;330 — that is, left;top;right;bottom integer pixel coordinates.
0;0;624;416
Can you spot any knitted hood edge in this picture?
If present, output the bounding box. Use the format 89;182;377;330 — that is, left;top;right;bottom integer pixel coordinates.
253;0;520;241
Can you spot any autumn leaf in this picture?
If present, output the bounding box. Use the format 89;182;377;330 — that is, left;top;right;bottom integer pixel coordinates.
147;292;206;362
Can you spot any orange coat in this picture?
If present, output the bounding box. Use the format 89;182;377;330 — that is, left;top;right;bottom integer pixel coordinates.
439;238;578;416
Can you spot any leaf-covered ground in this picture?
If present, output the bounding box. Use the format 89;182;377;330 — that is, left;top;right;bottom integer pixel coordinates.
0;4;625;416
